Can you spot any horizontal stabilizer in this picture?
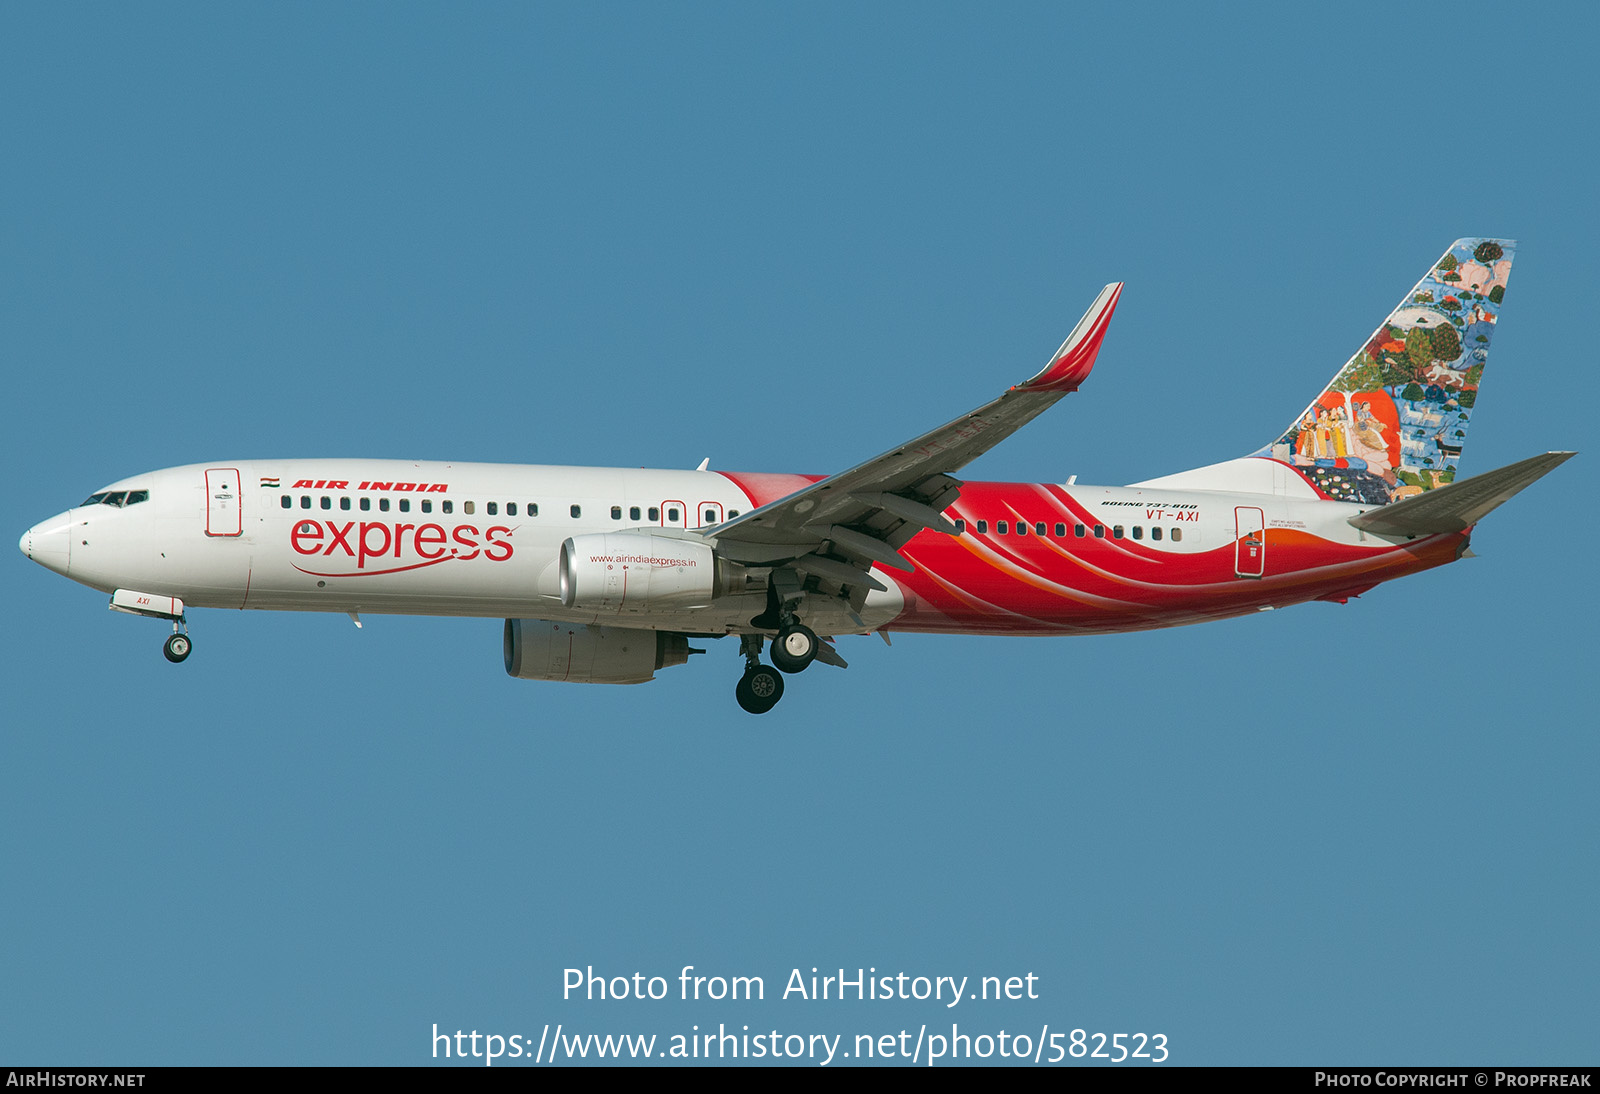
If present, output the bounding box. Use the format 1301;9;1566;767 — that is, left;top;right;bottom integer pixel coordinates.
1348;451;1576;537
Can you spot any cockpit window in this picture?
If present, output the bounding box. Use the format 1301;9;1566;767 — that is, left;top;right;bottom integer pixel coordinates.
78;490;150;508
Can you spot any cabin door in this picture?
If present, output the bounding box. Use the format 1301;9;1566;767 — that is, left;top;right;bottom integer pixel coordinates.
1234;506;1265;578
205;468;243;537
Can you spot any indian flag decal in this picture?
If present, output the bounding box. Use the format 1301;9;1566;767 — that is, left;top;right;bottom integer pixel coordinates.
260;477;280;488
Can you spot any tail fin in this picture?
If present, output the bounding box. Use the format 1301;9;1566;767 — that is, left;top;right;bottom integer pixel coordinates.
1250;238;1516;504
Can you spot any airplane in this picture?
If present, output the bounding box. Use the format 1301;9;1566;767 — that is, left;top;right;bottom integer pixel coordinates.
19;238;1575;713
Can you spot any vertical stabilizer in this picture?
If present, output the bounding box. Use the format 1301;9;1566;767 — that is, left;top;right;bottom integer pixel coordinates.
1249;238;1515;504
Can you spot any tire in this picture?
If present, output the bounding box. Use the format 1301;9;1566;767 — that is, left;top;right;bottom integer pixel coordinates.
735;665;784;714
163;633;192;663
770;624;818;674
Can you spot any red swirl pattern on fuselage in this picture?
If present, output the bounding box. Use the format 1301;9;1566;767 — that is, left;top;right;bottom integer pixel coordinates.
720;473;1461;636
892;482;1458;634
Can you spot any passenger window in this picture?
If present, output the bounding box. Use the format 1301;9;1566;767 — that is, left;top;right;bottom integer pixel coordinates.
1132;526;1143;540
507;503;517;517
612;506;623;521
997;521;1008;534
301;496;311;509
320;496;330;509
528;503;538;517
1093;524;1104;538
360;498;371;511
380;498;391;512
570;504;581;518
463;501;474;515
977;520;988;534
1171;528;1183;543
1151;526;1162;541
1075;523;1085;537
1054;523;1065;537
487;502;497;516
728;510;739;518
421;500;432;514
630;506;641;520
1113;525;1124;539
400;499;411;513
1016;522;1027;536
280;495;292;509
955;519;966;534
649;507;660;521
442;501;453;514
340;497;350;511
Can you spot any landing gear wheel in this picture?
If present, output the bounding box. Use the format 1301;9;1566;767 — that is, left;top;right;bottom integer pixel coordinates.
771;623;819;674
735;665;784;714
163;633;192;663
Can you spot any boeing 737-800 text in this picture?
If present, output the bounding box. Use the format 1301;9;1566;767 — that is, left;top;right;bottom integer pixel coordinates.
20;239;1574;712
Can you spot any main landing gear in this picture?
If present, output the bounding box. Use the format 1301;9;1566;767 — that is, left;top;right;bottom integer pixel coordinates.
770;622;819;674
735;634;784;715
733;618;829;714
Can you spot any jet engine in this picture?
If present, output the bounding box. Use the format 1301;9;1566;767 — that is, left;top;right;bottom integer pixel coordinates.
559;532;740;613
504;619;693;685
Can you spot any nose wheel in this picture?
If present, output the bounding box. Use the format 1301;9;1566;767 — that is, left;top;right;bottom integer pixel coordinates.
163;631;192;663
162;617;192;663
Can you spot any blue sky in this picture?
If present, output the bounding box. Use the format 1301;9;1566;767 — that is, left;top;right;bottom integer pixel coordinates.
4;3;1596;1066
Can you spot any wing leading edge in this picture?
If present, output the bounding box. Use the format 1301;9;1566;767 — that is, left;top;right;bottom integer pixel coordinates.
706;283;1124;599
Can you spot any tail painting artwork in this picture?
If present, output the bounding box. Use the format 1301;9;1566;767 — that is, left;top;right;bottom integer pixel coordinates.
1253;238;1514;505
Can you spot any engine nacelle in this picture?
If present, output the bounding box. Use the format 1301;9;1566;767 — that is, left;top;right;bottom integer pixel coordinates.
503;619;692;685
559;532;733;613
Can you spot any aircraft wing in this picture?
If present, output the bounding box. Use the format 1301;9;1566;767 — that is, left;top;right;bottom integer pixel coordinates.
705;283;1123;594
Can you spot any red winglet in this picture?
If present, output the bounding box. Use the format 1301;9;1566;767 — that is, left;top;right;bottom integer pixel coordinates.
1014;282;1123;393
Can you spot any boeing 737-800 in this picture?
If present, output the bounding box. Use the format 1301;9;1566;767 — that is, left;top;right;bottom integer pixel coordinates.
19;239;1574;712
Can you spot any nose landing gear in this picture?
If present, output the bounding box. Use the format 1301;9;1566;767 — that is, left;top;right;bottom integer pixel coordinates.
109;590;192;664
163;628;192;663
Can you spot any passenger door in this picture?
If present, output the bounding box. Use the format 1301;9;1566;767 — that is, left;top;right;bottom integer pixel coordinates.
205;468;243;537
1234;506;1265;578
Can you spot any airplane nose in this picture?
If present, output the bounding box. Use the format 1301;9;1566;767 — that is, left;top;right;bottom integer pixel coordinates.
20;512;72;576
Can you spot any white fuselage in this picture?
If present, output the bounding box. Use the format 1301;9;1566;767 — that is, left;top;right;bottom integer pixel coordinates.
24;457;1416;641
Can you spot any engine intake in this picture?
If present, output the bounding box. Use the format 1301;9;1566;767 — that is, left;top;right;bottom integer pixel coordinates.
559;532;736;613
503;619;692;685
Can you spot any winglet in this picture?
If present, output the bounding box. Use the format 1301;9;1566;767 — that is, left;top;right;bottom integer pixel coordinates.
1015;282;1124;393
